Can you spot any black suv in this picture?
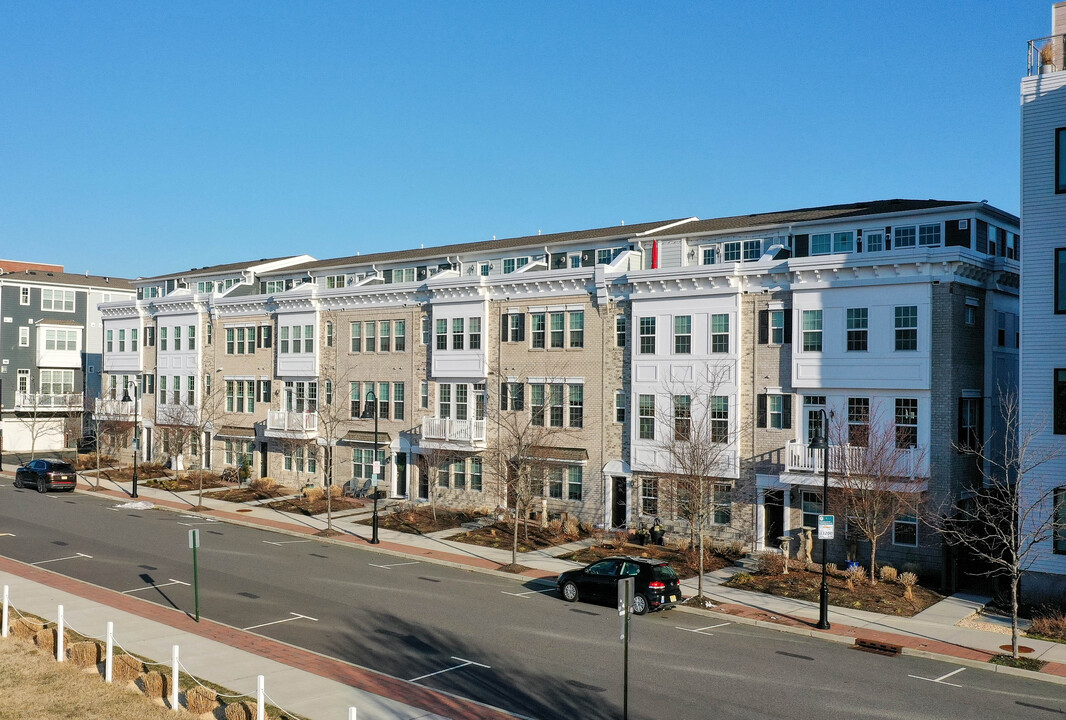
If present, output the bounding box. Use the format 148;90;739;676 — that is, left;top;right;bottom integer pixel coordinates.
557;556;682;614
15;459;78;493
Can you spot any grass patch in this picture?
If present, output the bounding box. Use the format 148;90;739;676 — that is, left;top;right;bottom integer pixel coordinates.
989;653;1047;671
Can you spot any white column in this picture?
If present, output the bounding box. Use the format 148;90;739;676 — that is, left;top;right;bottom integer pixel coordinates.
256;675;265;720
56;605;64;662
171;645;180;710
105;622;113;682
1;585;8;638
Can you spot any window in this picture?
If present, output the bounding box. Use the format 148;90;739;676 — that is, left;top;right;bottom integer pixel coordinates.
503;258;516;274
894;226;916;248
264;280;284;294
18;327;29;347
641;478;658;515
118;329;126;352
435;319;446;351
173;326;182;351
226;380;255;413
674;316;691;354
146;326;155;346
1052;486;1066;553
44;329;78;351
378;382;390;419
723;241;741;262
547;468;563;499
616;316;626;347
1058;128;1066;193
503;313;525;342
567;466;583;501
468;318;481;350
846;308;868;351
160;327;168;351
865;231;884;252
350;322;362;352
549;383;564;427
711;314;729;353
530;384;545;426
470;458;483;491
452;318;464;350
187;376;195;405
279;326;289;353
568;311;584;348
702;247;716;265
479;262;491;276
895;306;918;350
187;325;195;351
811;233;831;255
638;395;655;440
550;312;565;348
391;382;404;420
421;316;430;345
1057;249;1066;313
420;381;429;409
893;514;918;546
713;483;732;525
455;383;468;420
802;310;822;351
501;382;524;411
41;288;75;312
106;329;113;353
1055;369;1066;435
743;239;761;261
768;395;785;429
39;369;75;395
770;310;785;344
349;382;361;418
639;317;656;354
325;274;345;289
360;321;374;352
895;398;918;449
19;287;29;305
833;232;854;253
568;384;584;428
615;391;626;423
438;383;451;420
958;396;982;452
531;313;546;349
848;397;870;447
802;491;822;529
673;395;691;440
324;321;334;348
710;396;729;442
918;223;941;247
597;248;617;265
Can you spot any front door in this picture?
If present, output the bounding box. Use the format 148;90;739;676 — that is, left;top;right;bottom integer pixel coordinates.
764;490;784;548
259;442;268;478
612;476;628;528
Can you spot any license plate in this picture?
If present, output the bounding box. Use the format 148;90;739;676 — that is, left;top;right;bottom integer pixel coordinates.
670;595;677;602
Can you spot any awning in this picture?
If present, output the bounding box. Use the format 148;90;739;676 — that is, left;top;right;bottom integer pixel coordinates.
214;426;257;439
779;471;928;495
524;446;589;463
342;430;393;445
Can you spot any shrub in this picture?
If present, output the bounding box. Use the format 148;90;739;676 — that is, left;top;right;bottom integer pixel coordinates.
755;551;785;575
249;477;277;492
112;654;145;683
67;640;101;667
224;700;256;720
825;563;838;575
138;670;170;699
899;571;919;600
805;561;821;573
844;564;867;589
1030;608;1066;641
714;540;746;561
302;486;324;502
879;565;898;583
327;484;343;499
730;572;754;586
185;685;218;714
562;516;580;538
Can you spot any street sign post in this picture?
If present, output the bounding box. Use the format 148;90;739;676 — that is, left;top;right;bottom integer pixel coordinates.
188;529;201;622
617;577;634;720
818;514;835;540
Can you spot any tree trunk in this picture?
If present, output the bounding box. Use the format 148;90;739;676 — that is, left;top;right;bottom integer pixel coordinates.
327;486;333;533
1010;573;1020;659
197;468;204;509
511;501;520;566
697;529;705;600
869;542;878;586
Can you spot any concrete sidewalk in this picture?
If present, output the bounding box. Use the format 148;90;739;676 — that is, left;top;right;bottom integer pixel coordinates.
3;466;1065;720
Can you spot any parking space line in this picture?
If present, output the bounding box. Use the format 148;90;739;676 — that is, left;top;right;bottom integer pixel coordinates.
369;561;421;569
675;622;731;636
409;656;491;683
31;552;92;566
121;578;191;594
907;667;965;687
242;612;319;631
501;588;556;598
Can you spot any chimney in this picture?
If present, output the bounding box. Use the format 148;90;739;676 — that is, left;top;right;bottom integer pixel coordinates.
1055;2;1066;36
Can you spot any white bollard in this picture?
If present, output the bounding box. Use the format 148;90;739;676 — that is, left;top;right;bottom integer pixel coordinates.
105;622;113;682
56;605;64;662
349;707;357;720
2;585;8;638
256;675;265;720
171;645;180;710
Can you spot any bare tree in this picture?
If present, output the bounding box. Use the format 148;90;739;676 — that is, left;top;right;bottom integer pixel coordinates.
275;432;319;489
938;390;1065;659
830;403;928;584
87;394;133;490
16;382;71;461
654;370;744;601
414;445;455;526
157;381;229;508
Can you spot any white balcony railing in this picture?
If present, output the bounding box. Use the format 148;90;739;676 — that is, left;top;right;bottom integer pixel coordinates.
15;392;83;410
267;411;318;433
93;398;136;419
421;417;486;444
785;440;927;480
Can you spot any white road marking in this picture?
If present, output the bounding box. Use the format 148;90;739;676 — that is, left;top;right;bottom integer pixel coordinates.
241;612;319;631
501;588;556;598
676;622;731;635
179;514;217;522
409;656;491;683
178;521;219;526
908;667;966;687
0;533;15;537
32;552;92;566
368;561;421;569
262;540;312;546
121;578;191;594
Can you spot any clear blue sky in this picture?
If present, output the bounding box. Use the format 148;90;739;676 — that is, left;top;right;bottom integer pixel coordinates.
0;2;1053;279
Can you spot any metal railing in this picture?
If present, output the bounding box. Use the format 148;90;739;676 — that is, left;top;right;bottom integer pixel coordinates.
421;417;486;443
1028;35;1066;76
14;392;83;410
93;398;135;418
785;440;926;480
266;410;318;432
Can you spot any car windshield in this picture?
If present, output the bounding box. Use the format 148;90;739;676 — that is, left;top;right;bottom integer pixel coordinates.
51;463;76;473
652;565;679;582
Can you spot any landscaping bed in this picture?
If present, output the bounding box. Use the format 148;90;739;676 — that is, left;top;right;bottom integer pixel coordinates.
263;495;368;516
142;473;232;492
559;542;732;580
203;486;291;503
82;462;171;482
724;565;942;616
358;506;486;535
450;520;593;553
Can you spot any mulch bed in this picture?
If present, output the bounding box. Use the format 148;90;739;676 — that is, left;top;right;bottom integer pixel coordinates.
82;463;171;482
724;567;942;616
559;542;731;580
263;495;368;516
142;474;231;492
450;521;590;553
356;507;484;535
202;487;291;503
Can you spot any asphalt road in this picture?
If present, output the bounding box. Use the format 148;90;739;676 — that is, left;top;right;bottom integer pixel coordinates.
0;480;1062;720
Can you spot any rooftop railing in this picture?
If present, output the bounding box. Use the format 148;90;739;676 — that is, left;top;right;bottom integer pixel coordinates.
1028;35;1066;76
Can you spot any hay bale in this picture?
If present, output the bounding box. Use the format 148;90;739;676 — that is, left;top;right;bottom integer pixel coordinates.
112;653;145;684
34;627;57;656
184;685;218;714
224;700;255;720
67;640;102;667
137;670;170;699
12;617;44;641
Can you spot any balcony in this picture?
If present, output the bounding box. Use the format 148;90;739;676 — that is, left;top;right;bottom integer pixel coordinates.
266;410;318;438
14;393;83;411
785;441;927;481
421;417;486;448
1028;35;1066;76
93;398;136;420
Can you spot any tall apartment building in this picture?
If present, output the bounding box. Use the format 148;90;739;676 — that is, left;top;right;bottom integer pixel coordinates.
101;199;1018;580
1020;4;1066;600
0;261;134;454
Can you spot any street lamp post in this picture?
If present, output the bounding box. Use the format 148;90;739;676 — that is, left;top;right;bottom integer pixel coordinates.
808;408;830;630
120;381;140;499
365;389;380;544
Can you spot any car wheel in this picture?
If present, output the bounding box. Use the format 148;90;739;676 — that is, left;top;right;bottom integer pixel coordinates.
561;581;580;603
632;593;649;615
37;479;48;494
13;476;22;489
